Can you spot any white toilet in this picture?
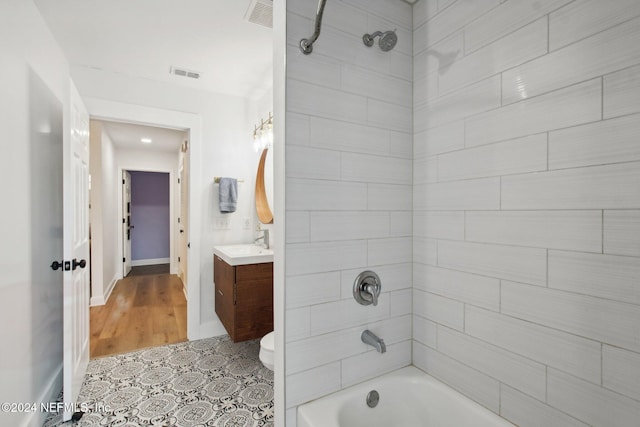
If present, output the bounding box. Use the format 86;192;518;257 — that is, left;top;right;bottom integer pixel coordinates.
259;331;274;371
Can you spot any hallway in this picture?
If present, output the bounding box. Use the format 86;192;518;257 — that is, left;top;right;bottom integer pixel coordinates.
90;270;187;358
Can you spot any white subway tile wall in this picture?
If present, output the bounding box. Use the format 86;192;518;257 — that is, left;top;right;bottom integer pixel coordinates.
284;0;413;423
413;1;640;427
284;0;640;425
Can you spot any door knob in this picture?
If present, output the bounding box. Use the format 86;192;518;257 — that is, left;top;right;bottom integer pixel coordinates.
72;258;87;270
50;260;71;271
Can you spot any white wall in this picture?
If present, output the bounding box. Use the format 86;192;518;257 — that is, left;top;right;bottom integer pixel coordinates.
283;0;413;422
412;1;640;426
73;66;266;337
89;121;119;305
0;1;70;426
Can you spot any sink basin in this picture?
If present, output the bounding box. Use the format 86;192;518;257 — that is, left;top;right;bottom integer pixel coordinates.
213;244;274;266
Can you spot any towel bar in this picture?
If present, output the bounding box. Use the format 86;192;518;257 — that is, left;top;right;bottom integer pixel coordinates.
214;177;244;184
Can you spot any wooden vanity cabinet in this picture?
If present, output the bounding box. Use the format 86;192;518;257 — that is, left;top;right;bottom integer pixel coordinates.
214;255;273;342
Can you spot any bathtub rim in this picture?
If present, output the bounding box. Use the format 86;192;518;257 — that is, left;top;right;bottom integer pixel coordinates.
296;365;516;427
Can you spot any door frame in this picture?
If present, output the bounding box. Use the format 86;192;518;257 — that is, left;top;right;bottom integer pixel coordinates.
178;154;189;291
119;168;176;275
122;170;132;277
85;97;202;340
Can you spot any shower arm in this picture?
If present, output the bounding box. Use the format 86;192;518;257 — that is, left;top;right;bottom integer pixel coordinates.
363;31;384;46
299;0;327;55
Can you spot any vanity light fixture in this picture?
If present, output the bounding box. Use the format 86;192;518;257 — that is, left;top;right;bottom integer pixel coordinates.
141;137;152;144
252;112;273;152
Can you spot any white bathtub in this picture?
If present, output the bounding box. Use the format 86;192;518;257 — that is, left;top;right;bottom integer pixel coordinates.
297;366;515;427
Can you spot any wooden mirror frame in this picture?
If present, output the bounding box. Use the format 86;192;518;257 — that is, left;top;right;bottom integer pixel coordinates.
255;147;273;224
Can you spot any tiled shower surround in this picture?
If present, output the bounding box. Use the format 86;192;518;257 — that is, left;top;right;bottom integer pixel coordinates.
284;0;640;426
284;0;414;422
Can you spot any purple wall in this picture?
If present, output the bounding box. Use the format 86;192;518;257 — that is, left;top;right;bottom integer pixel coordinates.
130;171;170;261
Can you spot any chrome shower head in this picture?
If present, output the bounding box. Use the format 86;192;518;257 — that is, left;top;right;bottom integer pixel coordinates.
378;30;397;52
363;30;397;52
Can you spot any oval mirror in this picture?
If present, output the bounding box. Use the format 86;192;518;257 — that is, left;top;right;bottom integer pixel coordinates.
255;147;273;224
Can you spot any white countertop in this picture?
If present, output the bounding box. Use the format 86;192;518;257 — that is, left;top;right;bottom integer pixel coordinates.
213;244;274;266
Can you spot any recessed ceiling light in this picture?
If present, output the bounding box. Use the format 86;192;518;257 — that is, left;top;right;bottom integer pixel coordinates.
141;138;152;144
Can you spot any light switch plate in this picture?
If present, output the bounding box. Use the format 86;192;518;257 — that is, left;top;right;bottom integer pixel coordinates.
214;216;231;230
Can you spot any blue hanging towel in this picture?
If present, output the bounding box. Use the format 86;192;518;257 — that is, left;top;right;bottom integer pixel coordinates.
218;177;238;213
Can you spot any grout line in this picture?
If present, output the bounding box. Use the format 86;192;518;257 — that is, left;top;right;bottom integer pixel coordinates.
500;72;504;107
462;303;466;332
601;76;605;120
463;211;467;241
601;343;604;386
498;382;503;416
545;366;549;403
546;249;549;287
546;132;550;171
547;14;550;53
602;210;605;254
499;176;502;211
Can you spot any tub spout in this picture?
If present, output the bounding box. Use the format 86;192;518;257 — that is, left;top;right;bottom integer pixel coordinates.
361;329;386;353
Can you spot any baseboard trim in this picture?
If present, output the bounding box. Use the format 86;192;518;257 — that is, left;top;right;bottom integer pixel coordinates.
22;364;62;427
104;275;117;304
131;257;170;267
90;274;118;306
195;319;227;341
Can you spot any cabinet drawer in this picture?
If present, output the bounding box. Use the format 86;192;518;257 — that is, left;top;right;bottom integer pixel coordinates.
236;262;273;283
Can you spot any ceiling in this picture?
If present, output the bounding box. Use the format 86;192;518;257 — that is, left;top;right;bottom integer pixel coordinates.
99;120;187;152
34;0;273;151
34;0;274;101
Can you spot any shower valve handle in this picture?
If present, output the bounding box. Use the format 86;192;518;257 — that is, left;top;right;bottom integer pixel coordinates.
353;271;382;306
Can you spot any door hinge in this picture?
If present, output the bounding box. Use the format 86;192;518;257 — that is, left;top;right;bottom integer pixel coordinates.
122;179;125;184
123;257;126;263
178;217;181;223
178;256;181;262
178;178;181;184
233;283;237;305
122;218;125;223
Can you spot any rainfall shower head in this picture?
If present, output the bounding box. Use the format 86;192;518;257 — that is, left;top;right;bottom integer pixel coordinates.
363;30;397;52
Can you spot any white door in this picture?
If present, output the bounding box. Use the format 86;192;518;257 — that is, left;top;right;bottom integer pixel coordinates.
63;82;90;421
178;149;189;287
122;170;132;277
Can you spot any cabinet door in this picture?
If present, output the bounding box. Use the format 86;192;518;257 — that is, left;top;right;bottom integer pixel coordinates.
214;255;235;339
235;263;273;341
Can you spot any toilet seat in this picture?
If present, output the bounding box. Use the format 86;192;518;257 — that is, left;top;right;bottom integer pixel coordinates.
259;331;274;371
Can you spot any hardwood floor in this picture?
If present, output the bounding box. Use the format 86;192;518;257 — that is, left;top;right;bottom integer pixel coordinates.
127;263;170;276
90;271;187;358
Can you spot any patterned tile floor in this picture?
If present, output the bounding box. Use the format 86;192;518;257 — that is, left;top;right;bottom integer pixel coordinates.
43;335;273;426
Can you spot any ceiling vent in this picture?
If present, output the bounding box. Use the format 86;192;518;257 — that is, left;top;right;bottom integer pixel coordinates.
170;66;201;80
245;0;273;29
